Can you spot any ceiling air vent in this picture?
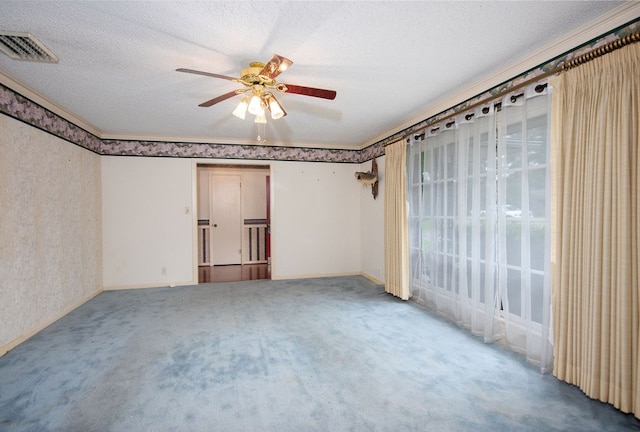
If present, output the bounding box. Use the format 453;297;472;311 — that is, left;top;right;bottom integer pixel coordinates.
0;32;58;63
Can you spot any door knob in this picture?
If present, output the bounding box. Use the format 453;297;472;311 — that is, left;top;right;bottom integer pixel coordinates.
213;224;217;227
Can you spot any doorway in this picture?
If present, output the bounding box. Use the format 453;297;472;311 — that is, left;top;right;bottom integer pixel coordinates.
196;164;271;283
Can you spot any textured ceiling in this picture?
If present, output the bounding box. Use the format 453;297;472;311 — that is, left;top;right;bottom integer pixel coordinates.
0;1;636;149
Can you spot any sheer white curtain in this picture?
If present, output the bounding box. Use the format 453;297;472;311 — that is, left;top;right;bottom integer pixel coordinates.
408;105;502;342
498;85;553;371
408;83;553;371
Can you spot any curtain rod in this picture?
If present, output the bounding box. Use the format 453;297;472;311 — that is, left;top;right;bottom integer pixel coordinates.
384;28;640;147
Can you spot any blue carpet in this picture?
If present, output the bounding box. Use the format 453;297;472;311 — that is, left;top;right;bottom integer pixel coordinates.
0;276;638;431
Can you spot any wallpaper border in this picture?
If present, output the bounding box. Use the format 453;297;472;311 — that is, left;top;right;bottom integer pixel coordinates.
0;85;103;154
1;18;637;165
100;139;361;164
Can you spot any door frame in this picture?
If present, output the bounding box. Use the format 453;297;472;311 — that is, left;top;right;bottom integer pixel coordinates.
193;162;272;282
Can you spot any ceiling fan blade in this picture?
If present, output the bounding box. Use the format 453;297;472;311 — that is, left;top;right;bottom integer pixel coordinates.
176;68;237;81
282;84;337;100
198;90;239;107
259;54;293;79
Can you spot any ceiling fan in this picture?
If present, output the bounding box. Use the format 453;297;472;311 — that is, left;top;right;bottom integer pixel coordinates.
177;54;337;123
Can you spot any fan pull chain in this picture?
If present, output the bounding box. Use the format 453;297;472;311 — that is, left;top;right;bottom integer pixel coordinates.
257;122;266;143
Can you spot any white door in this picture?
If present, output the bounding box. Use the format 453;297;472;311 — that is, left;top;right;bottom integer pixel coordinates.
210;174;242;265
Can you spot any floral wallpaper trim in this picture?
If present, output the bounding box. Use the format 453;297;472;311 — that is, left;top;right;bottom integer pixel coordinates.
0;84;102;154
100;140;362;163
2;19;637;164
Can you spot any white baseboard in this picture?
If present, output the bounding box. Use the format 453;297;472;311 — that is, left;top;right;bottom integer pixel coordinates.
102;280;196;291
0;288;103;357
270;272;383;285
360;272;384;286
270;272;361;281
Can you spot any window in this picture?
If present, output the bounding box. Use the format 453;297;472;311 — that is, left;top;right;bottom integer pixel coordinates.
408;85;553;372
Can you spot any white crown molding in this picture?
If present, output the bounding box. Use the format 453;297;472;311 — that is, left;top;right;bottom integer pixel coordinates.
0;70;103;137
361;2;640;149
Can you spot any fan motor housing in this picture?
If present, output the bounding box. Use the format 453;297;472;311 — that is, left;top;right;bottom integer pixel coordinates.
240;62;276;87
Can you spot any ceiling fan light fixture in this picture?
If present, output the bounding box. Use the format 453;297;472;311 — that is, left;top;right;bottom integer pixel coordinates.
268;96;286;120
232;96;249;119
247;94;263;116
254;111;267;124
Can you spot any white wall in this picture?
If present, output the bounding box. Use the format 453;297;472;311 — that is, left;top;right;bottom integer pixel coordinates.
359;156;385;284
101;156;379;287
270;160;362;279
101;156;195;289
0;115;102;354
